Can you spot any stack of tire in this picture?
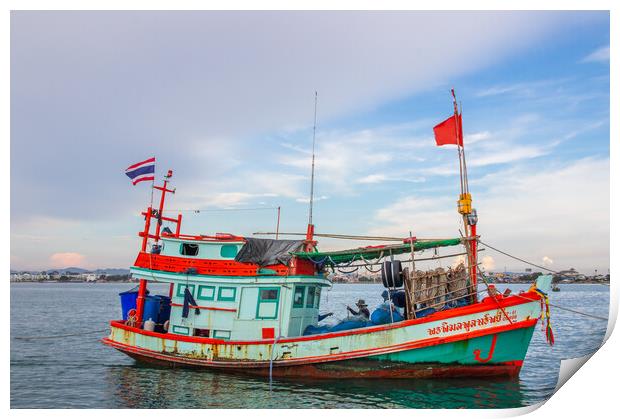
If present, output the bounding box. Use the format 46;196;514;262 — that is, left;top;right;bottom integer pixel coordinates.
381;260;404;288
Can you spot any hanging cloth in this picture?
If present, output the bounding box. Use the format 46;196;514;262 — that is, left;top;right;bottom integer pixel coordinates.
182;287;200;318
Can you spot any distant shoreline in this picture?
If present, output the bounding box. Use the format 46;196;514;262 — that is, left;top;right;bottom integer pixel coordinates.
10;280;610;285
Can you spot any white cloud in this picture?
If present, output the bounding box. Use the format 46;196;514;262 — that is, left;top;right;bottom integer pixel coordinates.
469;144;552;167
475;78;572;98
369;158;609;273
481;255;496;271
464;131;492;145
581;45;610;63
357;174;426;184
296;195;329;204
49;252;87;269
199;192;278;208
277;124;430;193
542;256;554;266
358;174;389;184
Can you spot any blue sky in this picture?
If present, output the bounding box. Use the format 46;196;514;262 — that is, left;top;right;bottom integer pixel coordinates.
10;11;609;273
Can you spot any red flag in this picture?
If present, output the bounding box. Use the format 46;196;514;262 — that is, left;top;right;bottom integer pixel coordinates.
433;114;463;146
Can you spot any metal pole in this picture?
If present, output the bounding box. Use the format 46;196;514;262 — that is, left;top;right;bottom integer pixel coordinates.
275;206;281;240
470;223;478;302
451;89;465;196
135;278;147;327
154;179;168;242
388;251;395;324
407;231;417;319
308;91;318;226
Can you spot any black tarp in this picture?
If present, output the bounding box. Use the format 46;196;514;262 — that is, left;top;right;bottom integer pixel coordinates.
234;238;305;266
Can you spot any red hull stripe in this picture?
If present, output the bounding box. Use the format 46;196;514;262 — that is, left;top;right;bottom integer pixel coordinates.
109;291;540;345
169;302;237;312
103;319;536;368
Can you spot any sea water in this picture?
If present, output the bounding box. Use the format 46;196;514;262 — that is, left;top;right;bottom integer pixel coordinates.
10;282;609;408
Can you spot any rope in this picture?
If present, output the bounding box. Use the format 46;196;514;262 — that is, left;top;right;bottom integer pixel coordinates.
475;273;514;324
512;293;609;321
336;266;360;274
477;268;608;322
14;329;109;340
479;240;559;274
476;242;608;321
165;207;280;213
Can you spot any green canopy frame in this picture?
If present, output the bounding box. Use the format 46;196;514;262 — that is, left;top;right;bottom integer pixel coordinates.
293;238;462;266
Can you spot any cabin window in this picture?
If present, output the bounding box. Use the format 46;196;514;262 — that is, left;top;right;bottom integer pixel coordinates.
213;330;231;340
306;286;316;308
176;283;196;297
256;287;280;319
220;244;239;258
172;325;190;335
217;287;237;302
197;285;216;301
193;328;210;337
180;243;200;256
314;288;321;308
293;286;305;308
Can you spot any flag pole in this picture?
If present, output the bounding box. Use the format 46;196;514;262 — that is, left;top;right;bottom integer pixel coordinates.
459;101;470;194
450;90;477;302
305;91;318;249
149;158;156;208
451;89;465;195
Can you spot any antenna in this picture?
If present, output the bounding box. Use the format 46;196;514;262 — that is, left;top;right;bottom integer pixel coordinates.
308;91;318;226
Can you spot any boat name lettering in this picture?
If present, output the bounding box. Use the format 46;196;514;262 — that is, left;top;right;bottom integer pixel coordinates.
427;310;518;336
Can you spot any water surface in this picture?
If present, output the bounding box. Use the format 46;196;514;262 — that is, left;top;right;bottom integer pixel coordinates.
10;282;609;408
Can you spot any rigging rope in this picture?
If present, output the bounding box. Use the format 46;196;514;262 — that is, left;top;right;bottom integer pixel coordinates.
513;293;609;321
477;269;608;322
479;240;560;274
165;207;280;213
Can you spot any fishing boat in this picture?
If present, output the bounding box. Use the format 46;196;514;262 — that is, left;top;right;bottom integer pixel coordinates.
102;91;554;378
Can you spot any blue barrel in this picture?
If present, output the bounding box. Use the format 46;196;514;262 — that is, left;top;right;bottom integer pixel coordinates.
119;286;149;320
143;296;160;324
119;289;138;320
157;296;171;323
143;295;172;324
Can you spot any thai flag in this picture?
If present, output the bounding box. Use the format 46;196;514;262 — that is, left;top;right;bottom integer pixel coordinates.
125;157;155;185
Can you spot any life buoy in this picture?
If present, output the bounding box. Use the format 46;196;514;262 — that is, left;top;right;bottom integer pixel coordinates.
126;308;138;327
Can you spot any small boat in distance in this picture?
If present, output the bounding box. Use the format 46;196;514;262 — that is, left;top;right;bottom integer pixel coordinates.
102;91;554;378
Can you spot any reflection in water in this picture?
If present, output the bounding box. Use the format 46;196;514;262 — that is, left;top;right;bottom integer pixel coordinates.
107;363;525;409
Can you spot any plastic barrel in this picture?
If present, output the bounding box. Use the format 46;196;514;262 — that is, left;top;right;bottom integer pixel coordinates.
119;290;139;320
156;295;172;323
143;296;160;325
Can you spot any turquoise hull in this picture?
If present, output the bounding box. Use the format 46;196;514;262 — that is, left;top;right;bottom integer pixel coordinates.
372;325;535;365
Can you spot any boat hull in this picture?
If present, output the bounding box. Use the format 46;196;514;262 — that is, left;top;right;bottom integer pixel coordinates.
102;292;541;379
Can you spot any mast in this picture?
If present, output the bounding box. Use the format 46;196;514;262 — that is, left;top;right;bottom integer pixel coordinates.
305;92;318;248
136;169;179;326
450;89;478;302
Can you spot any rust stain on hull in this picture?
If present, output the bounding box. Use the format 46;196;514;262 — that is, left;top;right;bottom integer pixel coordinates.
120;349;521;379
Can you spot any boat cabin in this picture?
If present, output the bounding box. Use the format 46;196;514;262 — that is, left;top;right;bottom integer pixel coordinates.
129;234;330;340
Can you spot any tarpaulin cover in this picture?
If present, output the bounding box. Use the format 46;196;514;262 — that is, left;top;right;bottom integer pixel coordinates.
235;238;305;266
293;238;462;266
